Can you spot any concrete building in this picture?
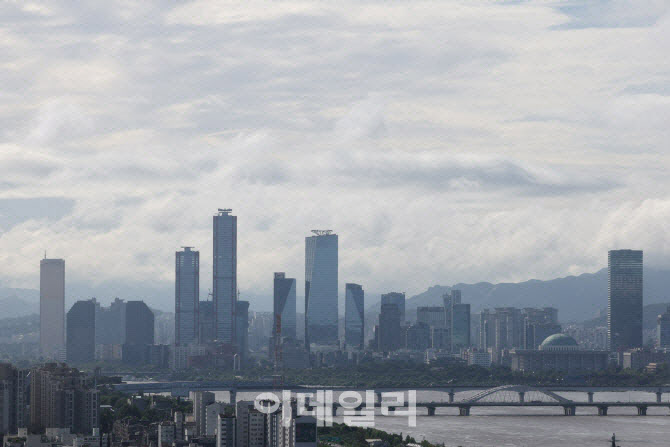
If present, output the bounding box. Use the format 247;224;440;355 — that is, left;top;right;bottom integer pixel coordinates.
273;273;297;343
213;209;237;344
344;283;364;350
66;300;96;364
378;303;401;352
430;327;449;349
381;292;405;324
294;415;317;447
0;364;28;436
191;391;215;436
510;334;608;373
657;306;670;348
29;363;99;434
158;422;175;447
405;322;431;351
216;413;236;447
305;231;338;346
466;349;492;368
236;401;265;447
205;402;227;436
40;258;65;359
608;249;643;351
176;247;199;346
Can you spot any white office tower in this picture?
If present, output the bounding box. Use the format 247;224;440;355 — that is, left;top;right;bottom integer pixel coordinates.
236;401;266;447
191;391;215;436
216;414;236;447
305;231;338;346
176;247;199;345
213;209;237;343
40;258;65;359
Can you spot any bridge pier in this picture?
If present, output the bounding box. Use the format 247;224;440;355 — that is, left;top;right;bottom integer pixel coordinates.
427;406;436;416
587;392;594;403
458;406;471;416
448;391;455;403
518;392;525;403
563;406;576;416
657;392;663;404
637;406;647;416
597;406;608;416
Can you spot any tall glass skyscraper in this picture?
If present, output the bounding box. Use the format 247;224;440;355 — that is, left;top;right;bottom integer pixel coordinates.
345;283;364;349
176;247;199;346
273;272;297;339
381;292;406;324
305;231;338;346
213;209;237;344
40;258;65;359
608;249;643;351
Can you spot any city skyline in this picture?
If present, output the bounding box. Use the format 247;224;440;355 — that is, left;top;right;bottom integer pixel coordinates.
2;2;670;304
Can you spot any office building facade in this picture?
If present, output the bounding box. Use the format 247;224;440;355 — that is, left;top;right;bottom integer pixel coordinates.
40;258;65;359
213;209;237;344
176;247;199;345
344;283;364;349
608;249;643;351
304;231;338;346
378;303;401;352
273;273;297;340
66;300;96;364
381;292;405;324
657;306;670;348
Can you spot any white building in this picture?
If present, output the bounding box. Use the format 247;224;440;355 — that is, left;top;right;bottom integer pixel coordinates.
40;258;65;359
205;402;226;436
216;414;236;447
190;391;215;436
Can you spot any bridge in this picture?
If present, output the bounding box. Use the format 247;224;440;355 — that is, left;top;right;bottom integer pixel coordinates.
110;382;670;416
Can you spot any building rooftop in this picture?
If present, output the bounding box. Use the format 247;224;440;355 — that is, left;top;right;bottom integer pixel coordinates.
540;333;578;350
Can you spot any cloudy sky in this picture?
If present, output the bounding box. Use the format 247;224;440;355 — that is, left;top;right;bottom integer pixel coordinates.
1;1;669;310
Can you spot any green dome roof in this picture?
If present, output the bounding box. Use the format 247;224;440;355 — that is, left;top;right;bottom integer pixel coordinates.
540;333;578;348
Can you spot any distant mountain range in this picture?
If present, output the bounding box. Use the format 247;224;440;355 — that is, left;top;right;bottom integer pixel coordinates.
375;268;670;323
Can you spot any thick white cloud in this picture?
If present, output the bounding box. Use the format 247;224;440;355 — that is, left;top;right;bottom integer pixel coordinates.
0;1;669;310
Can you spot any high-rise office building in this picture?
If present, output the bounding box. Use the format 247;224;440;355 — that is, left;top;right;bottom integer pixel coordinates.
40;258;65;359
199;300;216;344
451;302;471;351
123;301;155;365
95;298;126;345
608;249;643;351
344;283;364;350
29;363;99;434
305;231;338;346
417;306;446;328
273;273;297;340
657;306;670;348
236;300;250;367
378;303;401;352
405;322;431;350
66;300;96;364
176;247;199;346
213;209;237;344
381;292;405;324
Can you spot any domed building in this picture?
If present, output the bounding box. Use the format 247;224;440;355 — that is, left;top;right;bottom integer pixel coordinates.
510;333;608;373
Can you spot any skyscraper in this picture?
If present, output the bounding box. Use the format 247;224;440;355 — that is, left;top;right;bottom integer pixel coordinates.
304;230;338;346
236;300;249;367
344;283;364;350
123;301;155;365
176;247;199;346
378;303;401;352
40;258;65;359
66;300;96;364
451;302;471;351
213;209;237;344
657;306;670;348
273;273;297;340
381;292;405;324
608;249;643;351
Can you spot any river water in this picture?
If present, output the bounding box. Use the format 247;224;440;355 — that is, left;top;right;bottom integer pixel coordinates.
213;390;670;446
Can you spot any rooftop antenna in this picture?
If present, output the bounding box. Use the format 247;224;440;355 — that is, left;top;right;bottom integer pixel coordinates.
218;208;233;215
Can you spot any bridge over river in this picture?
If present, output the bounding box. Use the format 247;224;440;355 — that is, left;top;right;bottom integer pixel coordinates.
110;382;670;416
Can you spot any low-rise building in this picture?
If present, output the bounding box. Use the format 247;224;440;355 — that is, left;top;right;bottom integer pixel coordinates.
510;334;608;373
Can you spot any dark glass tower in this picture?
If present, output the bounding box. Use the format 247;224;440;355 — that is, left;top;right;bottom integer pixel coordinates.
344;283;364;349
176;247;199;345
608;249;643;351
213;209;237;344
66;300;95;363
305;231;338;346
